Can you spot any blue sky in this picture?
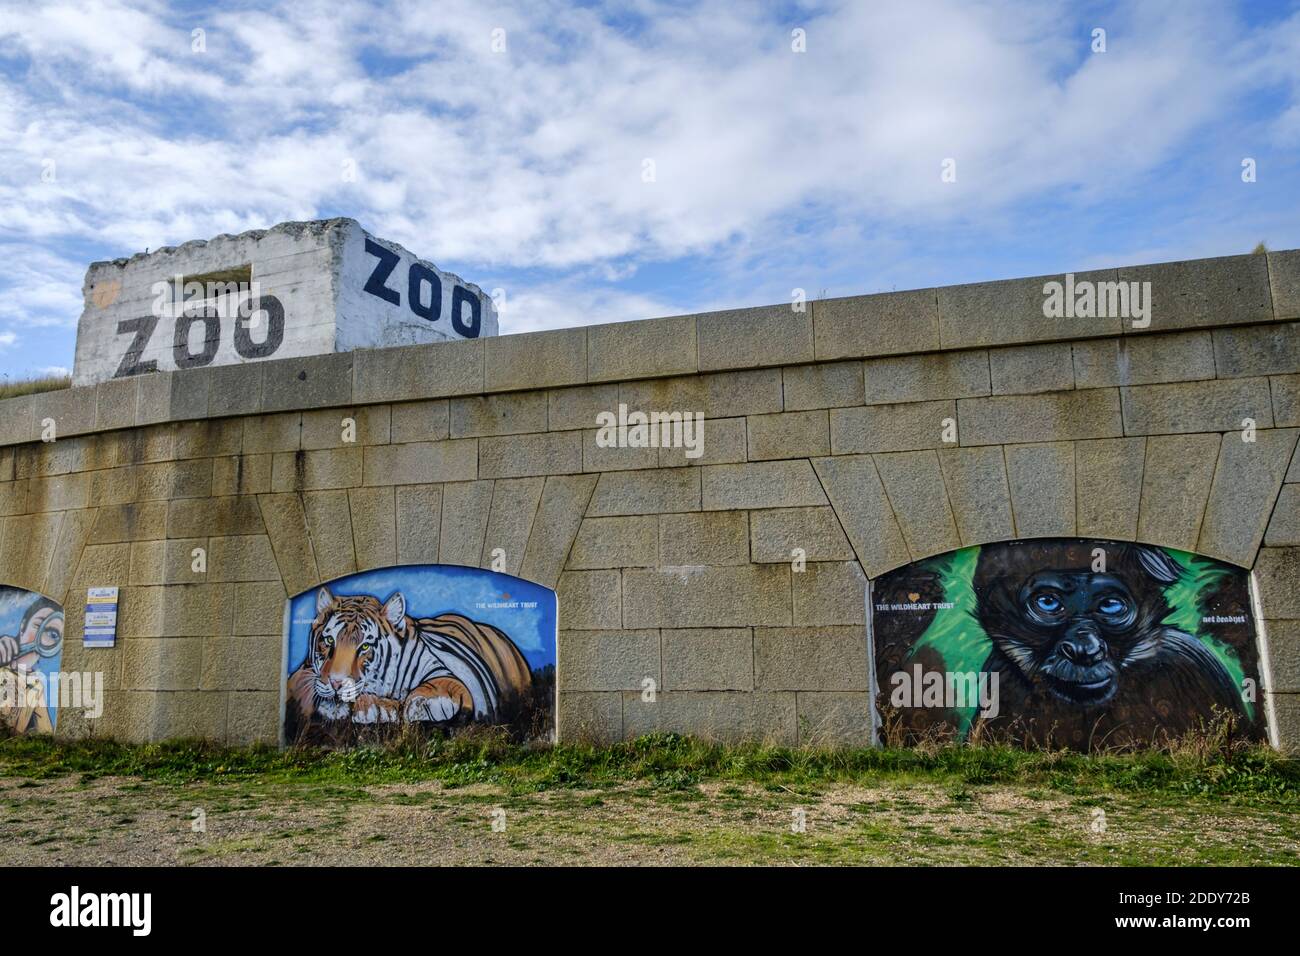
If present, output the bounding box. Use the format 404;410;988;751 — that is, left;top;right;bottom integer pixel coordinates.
1;0;1298;380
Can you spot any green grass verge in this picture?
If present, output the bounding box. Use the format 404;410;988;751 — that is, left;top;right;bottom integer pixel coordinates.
2;732;1296;803
0;373;71;400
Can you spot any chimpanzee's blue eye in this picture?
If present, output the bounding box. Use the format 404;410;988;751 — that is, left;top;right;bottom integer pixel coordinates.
1098;597;1126;615
1034;593;1062;613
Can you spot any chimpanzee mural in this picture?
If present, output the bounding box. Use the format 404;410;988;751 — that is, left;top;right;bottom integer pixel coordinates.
283;565;556;745
869;539;1266;750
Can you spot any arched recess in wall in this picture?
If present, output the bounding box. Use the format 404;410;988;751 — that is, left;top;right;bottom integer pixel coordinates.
280;565;556;747
866;538;1268;752
0;585;65;736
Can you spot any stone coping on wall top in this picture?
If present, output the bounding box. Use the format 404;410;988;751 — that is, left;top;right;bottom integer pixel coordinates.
3;247;1297;448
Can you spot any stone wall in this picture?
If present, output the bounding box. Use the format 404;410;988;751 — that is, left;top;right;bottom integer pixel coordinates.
4;248;1300;748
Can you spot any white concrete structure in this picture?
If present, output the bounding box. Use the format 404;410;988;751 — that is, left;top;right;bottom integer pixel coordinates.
72;218;497;387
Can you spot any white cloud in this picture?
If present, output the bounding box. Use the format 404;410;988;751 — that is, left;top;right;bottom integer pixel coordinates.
0;0;1296;351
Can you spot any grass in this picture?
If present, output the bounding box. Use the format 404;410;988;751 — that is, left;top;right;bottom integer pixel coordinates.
2;733;1295;865
0;372;70;400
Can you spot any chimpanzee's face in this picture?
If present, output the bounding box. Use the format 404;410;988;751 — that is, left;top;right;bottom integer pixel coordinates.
1010;570;1140;705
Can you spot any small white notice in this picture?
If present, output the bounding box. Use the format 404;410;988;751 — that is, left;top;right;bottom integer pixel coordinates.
84;586;119;648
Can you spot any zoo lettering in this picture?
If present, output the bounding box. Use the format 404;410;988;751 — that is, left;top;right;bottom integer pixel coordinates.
362;238;482;338
112;242;481;378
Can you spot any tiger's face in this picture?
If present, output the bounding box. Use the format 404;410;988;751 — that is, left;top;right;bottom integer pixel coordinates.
309;589;399;702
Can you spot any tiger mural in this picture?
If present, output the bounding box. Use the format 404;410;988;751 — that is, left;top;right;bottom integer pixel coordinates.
286;586;532;732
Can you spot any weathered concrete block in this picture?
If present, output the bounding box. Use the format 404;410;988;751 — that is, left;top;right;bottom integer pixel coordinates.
754;626;869;691
1266;693;1300;753
480;477;545;575
362;438;477;485
619;368;783;420
116;583;233;638
697;304;812;371
1121;378;1273;435
557;629;659;690
1136;434;1220;552
938;446;1015;546
746;410;829;461
241;412;300;454
25;473;91;512
450;391;548;438
659;511;750;567
873;451;960;558
830;400;955;454
166;495;264;538
137;369;208;425
1272;374;1300;428
90;501;167;544
1266;483;1300;547
1213;322;1300;379
792;560;866;625
349;486;396;570
208;362;263;417
662;628;753;691
812;455;910;578
232;581;287;636
1197;428;1297;566
199;636;280;694
174;419;244;459
301;405;389;449
1118;253;1272;332
211;454;272;497
959;389;1121;445
749;506;853;563
702;460;828;510
44;508;97;605
260;352;352;413
588;315;697;382
209;534;280;582
1264;620;1300;692
1006;442;1076;538
390;399;450;444
989;343;1075;395
568;515;658;570
1075;437;1145;540
0;396;35;446
519;474;597;588
1268;249;1300;320
271;447;363;491
479;431;582;478
256;493;319;595
658;417;747;468
813;289;940;360
557;690;622;744
783;361;864;411
937;269;1122;350
112;426;175;465
1072;331;1216;389
134;459;214;500
395;484;442;564
0;480;26;517
621;689;796;745
588;467;700;516
95;377;138;430
557;569;622;629
622;565;790;628
121;638;204;690
352;338;484;404
548;383;619;431
863;350;989;406
485;327;587;391
438;480;494;567
1254;547;1300;619
34;384;97;437
796;692;872;748
581;428;659;472
227;690;279;744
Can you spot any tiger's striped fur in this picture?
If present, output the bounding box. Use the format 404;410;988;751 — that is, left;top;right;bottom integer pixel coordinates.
287;587;532;727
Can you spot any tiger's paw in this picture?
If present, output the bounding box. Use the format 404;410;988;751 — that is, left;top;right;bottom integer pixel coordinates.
405;694;460;723
352;694;401;724
317;698;351;721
